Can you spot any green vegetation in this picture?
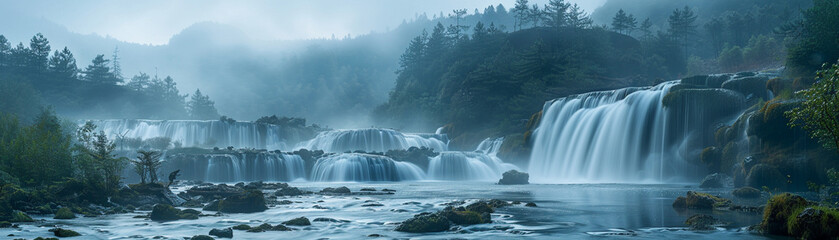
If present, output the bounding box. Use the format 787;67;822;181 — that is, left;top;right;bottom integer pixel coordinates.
761;193;810;235
786;61;839;152
0;33;219;120
784;0;839;77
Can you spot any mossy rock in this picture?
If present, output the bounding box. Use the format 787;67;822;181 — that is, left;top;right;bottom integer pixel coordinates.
231;224;251;230
746;164;785;190
208;228;233;238
178;209;200;220
395;212;450;233
787;206;839;239
150;204;181;222
700;147;721;172
761;193;809;235
319;186;351;194
672;191;730;209
202;200;220;211
50;228;81;237
10;211;33;222
442;209;490;225
54;207;76;219
282;217;311;226
685;214;721;230
731;187;761;198
218;190;267;213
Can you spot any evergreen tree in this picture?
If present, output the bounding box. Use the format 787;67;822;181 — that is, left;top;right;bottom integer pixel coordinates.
10;43;28;69
0;35;10;68
668;6;698;62
542;0;570;29
126;72;151;91
639;18;653;41
48;47;77;79
528;4;542;27
132;150;162;184
448;9;469;40
611;9;637;35
83;54;120;84
111;47;123;82
786;0;839;76
566;4;592;29
472;21;488;40
512;0;530;31
187;89;219;120
28;33;50;73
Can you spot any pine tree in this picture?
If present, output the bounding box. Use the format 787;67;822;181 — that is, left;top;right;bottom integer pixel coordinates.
83;55;120;84
611;9;637;35
187;89;219;120
111;46;123;82
0;35;10;68
126;72;151;91
447;9;469;40
48;47;77;79
567;4;592;29
542;0;570;29
512;0;529;31
639;18;653;41
28;33;50;72
528;4;542;27
668;6;698;62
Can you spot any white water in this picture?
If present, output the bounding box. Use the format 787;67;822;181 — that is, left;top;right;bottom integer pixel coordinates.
87;119;303;150
297;128;448;153
162;152;305;182
428;151;518;181
528;83;680;183
311;153;426;181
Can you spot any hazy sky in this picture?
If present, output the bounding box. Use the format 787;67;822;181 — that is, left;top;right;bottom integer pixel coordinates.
5;0;606;45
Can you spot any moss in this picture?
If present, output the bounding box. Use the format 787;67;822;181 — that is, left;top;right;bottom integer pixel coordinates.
787;206;839;239
218;190;267;213
395;212;450;233
700;147;721;172
442;210;490;225
680;75;710;86
190;235;215;240
673;191;730;209
746;164;785;190
54;207;75;219
10;211;33;222
761;193;809;235
50;228;81;237
720;142;739;174
231;224;251;230
731;187;761;198
150;204;181;222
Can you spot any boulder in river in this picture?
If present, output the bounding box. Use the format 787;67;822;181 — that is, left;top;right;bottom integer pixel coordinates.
50;228;81;237
282;217;311;226
209;228;233;238
731;187;761;198
685;214;725;230
395;212;451;233
319;186;351;194
498;170;529;185
699;173;731;188
218;190;268;213
672;191;731;209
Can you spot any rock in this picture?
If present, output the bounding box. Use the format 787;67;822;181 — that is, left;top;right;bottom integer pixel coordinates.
368;234;383;237
395;212;451;233
787;207;839;239
186;184;243;199
150;204;181;222
685;214;723;230
178;209;200;219
381;189;396;192
441;208;490;225
525;202;538;207
231;224;251;230
190;235;214;240
274;187;305;196
760;193;809;235
746;164;785;190
208;228;233;238
361;203;384;207
218;190;268;213
320;186;351;194
465;202;494;214
282;217;311;226
0;221;14;228
313;217;349;222
49;228;81;237
672;191;731;209
699;173;731;188
9;211;33;222
360;188;376;191
271;224;292;231
721;76;770;100
245;223;291;232
54;207;76;219
119;183;185;207
731;187;761;198
498;170;529;185
202;200;220;211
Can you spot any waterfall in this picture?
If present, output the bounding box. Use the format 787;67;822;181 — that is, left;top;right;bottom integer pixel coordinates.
162;152;305;182
475;137;504;156
528;83;679;183
85;119;306;150
428;151;518;181
311;153;425;181
297;128;448;153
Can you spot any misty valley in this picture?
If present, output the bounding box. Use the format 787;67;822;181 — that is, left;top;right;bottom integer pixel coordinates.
1;0;839;239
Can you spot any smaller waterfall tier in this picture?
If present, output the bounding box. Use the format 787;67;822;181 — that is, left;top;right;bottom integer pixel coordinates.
297;128;448;153
162;152;305;182
428;151;518;181
311;153;425;182
87;119;310;150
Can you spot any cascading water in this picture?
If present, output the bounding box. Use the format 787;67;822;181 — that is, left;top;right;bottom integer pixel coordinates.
87;119;306;150
162;152;305;182
528;82;679;183
297;128;448;153
528;79;749;183
311;153;425;181
427;151;518;181
476;137;504;155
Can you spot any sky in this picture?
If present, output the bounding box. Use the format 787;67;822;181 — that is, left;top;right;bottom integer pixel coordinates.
4;0;606;45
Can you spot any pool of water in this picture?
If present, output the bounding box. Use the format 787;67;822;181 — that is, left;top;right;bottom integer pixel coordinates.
2;182;774;239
